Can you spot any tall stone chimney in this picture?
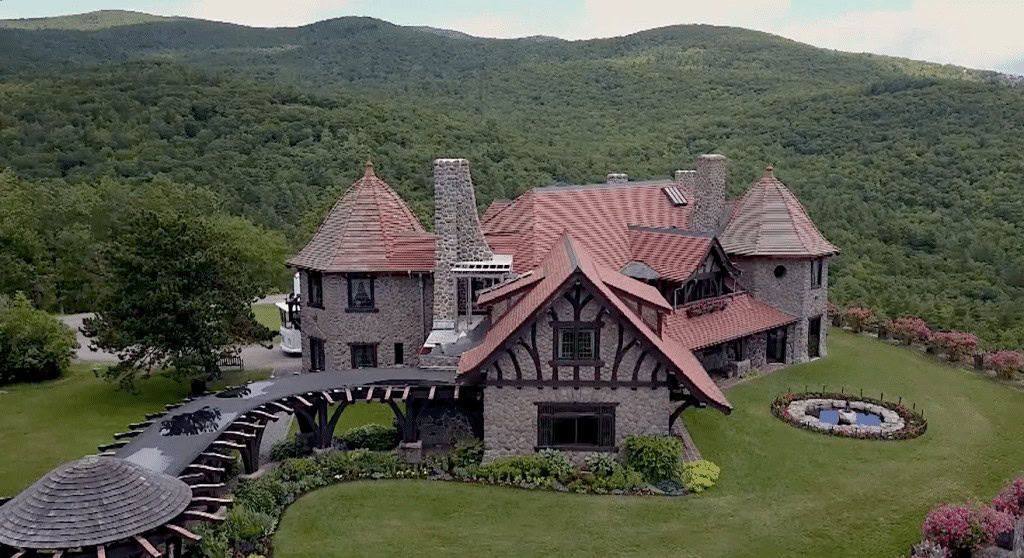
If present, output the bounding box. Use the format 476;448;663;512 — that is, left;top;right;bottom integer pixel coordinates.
432;158;492;322
690;154;728;234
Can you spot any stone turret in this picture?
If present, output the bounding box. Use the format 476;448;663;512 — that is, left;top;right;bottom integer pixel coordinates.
691;154;728;234
432;158;492;321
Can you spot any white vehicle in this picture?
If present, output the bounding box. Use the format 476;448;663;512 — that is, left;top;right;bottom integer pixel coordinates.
276;273;302;355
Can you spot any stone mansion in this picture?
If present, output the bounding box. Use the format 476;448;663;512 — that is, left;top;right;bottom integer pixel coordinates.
287;155;837;459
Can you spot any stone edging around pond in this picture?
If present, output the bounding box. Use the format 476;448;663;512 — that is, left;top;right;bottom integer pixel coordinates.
771;392;928;440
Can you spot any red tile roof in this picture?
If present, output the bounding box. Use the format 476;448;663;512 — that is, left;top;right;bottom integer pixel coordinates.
597;265;671;311
664;292;796;350
627;226;714;281
480;200;511;224
481;181;692;272
476;270;545;307
287;159;435;272
458;233;731;413
720;166;839;258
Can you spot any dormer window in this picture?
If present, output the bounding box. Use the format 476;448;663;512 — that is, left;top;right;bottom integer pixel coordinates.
346;275;376;312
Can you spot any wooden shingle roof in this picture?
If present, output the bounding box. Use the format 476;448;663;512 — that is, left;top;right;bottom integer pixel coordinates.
0;456;192;549
720;166;839;258
287;159;436;272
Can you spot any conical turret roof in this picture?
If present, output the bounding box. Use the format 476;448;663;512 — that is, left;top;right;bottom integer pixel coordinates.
720;166;838;258
0;456;192;549
287;158;435;272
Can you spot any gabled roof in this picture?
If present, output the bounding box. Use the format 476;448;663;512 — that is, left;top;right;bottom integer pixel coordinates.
665;292;796;350
476;270;545;307
720;166;839;258
481;180;692;272
287;159;435;272
458;233;730;413
480;199;511;224
626;225;716;282
597;265;672;311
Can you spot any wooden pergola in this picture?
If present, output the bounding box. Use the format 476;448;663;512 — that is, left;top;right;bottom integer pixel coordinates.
0;457;225;558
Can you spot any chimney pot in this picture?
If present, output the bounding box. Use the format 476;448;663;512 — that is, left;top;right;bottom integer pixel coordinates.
606;173;628;184
763;164;774;178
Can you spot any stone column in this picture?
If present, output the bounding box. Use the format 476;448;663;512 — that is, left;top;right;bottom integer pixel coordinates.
432;158;492;322
691;154;728;234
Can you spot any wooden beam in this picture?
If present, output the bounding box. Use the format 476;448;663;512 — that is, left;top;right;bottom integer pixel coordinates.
199;452;234;461
268;401;293;413
187;483;226;492
221;430;256;438
183;509;226;521
230;422;264;429
248;410;278;421
165;403;182;410
345;387;353;402
177;473;205;482
454;384;460;400
365;386;375;401
96;545;107;558
113;431;142;439
428;386;436;400
212;440;245;449
143;412;166;420
166;524;202;542
185;463;225;473
52;551;63;558
402;386;411;401
321;391;334;404
191;496;234;506
10;550;25;558
97;451;117;457
128;421;154;429
294;395;312;407
134;535;162;557
97;440;128;451
384;386;393;400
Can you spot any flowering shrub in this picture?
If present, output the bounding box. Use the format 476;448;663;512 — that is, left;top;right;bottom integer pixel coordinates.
890;317;931;346
975;505;1014;544
680;460;721;493
685;297;729;317
929;332;979;362
987;350;1024;380
993;478;1024;518
843;306;874;333
921;502;1013;554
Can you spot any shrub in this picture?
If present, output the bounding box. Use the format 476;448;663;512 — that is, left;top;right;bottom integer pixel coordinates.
278;458;323;482
976;505;1014;544
269;434;308;462
890;317;931;345
338;423;399;451
921;502;1009;554
584;453;618;478
909;540;947;558
842;306;874;333
623;435;682;484
929;332;979;362
233;477;288;517
993;478;1024;518
592;466;647;493
680;460;721;493
537;449;572;482
188;523;232;558
451;439;484;469
0;293;78;385
223;506;276;544
987;350;1024;380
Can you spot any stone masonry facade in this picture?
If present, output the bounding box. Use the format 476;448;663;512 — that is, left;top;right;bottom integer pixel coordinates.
300;272;433;370
432;158;493;321
691;154;729;235
731;256;829;363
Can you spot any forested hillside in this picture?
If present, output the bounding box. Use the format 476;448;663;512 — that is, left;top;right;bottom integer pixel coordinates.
1;12;1022;348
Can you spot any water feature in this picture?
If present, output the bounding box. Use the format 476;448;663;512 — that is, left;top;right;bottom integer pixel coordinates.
816;409;882;427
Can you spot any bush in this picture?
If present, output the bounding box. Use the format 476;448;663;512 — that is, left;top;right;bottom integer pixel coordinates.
476;455;550;484
188;523;232;558
319;449;404;479
987;350;1024;380
278;458;323;483
592;466;647;492
451;439;484;468
0;293;78;385
843;306;874;333
921;502;1010;554
223;505;276;544
623;436;682;484
269;434;308;462
993;478;1024;518
680;460;721;493
338;423;399;451
928;332;979;362
584;453;618;478
537;449;572;482
233;477;288;517
890;317;931;345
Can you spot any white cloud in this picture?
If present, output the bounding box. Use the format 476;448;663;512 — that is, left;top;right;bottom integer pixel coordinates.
150;0;351;27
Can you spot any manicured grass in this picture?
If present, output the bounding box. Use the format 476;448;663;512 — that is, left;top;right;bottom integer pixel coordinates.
252;303;282;341
286;402;399;438
274;330;1024;558
0;365;270;496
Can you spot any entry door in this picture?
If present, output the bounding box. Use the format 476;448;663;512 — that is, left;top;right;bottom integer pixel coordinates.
766;327;787;363
808;317;822;358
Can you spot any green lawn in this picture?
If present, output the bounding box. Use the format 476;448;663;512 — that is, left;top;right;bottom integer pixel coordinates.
273;330;1024;558
0;365;270;495
287;402;399;438
252;303;282;341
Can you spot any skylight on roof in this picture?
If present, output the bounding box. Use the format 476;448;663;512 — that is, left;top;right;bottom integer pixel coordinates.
663;186;687;207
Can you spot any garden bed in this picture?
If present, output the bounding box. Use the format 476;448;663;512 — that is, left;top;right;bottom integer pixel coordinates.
771;391;927;440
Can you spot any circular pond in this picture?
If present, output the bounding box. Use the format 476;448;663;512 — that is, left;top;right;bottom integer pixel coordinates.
771;393;927;440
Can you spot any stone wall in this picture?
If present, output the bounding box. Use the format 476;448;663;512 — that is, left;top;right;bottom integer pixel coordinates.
432;158;493;321
691;154;728;235
743;332;768;368
731;256;829;363
482;385;676;463
300;272;433;370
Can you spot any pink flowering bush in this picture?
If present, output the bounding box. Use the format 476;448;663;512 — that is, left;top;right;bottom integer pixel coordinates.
993;478;1024;518
928;332;979;362
843;306;874;333
987;350;1024;380
890;317;932;346
921;502;1013;554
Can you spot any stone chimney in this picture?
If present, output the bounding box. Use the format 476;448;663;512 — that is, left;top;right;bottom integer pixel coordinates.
606;173;628;184
691;154;728;234
673;169;696;191
432;158;493;322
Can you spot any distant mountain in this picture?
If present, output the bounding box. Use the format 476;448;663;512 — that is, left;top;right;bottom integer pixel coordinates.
0;11;1022;349
0;9;175;30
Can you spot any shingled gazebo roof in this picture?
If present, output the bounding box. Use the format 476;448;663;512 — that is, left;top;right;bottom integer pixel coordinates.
720;165;839;258
0;456;193;550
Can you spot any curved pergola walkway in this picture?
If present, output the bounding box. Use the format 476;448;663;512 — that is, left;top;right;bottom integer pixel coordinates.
111;368;460;477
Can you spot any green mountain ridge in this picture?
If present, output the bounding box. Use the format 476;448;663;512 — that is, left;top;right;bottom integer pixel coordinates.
0;12;1022;349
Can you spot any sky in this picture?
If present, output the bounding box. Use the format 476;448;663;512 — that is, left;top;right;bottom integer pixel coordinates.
1;0;1022;74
